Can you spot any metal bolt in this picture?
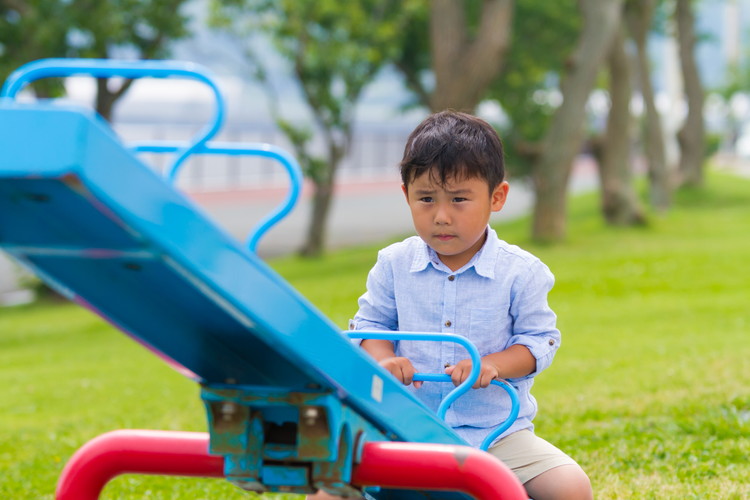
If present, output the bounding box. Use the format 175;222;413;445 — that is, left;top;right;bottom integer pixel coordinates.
303;407;319;426
220;402;238;422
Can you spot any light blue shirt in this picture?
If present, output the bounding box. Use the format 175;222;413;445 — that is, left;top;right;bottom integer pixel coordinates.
350;227;560;448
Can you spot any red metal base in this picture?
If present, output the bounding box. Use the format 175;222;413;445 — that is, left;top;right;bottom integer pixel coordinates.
55;430;527;500
55;430;224;500
353;441;527;499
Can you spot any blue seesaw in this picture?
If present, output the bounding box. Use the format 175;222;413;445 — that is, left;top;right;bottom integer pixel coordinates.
0;59;526;500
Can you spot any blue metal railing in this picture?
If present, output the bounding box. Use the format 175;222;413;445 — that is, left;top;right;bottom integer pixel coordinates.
130;141;303;253
0;58;304;253
0;58;226;182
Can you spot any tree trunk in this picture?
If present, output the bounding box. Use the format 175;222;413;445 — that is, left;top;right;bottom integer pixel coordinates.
531;0;624;243
626;0;671;211
301;177;335;258
598;22;646;226
299;142;344;257
95;77;135;123
675;0;705;187
429;0;514;112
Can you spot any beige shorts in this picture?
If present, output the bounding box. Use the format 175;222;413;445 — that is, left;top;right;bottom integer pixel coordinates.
487;429;578;484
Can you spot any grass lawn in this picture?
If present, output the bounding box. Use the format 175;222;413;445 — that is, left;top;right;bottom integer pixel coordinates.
1;170;749;499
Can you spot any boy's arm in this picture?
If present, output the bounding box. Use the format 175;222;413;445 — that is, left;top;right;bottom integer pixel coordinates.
352;250;422;388
447;259;559;388
445;345;535;388
505;259;560;376
360;338;398;362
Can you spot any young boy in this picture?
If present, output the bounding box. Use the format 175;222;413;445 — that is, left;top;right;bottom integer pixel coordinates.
311;111;591;500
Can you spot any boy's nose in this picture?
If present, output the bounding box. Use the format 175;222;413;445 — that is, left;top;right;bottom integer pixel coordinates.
434;204;451;224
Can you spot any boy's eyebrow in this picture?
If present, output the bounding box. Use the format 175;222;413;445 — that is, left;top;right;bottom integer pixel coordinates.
412;187;475;196
444;188;475;195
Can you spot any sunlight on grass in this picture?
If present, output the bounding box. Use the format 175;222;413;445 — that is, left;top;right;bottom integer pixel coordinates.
1;170;749;499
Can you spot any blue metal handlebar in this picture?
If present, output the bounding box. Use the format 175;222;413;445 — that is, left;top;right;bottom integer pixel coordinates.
0;58;226;185
414;373;520;451
347;331;519;450
130;141;303;253
1;59;303;254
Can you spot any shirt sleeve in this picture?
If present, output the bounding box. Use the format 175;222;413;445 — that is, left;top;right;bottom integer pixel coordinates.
506;259;561;378
348;251;399;346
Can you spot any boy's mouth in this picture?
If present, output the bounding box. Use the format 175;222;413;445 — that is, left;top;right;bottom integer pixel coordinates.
435;234;456;241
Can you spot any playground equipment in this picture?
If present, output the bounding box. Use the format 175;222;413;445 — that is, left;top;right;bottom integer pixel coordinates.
0;59;526;499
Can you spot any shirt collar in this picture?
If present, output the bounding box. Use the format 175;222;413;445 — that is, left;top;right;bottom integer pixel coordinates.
410;226;498;279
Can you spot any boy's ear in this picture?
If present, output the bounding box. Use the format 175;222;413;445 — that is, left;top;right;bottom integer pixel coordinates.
491;181;510;212
401;183;409;200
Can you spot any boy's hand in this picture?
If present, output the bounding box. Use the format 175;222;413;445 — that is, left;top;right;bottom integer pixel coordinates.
379;357;423;388
445;359;499;389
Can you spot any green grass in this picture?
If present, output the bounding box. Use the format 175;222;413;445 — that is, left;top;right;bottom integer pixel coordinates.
2;171;750;499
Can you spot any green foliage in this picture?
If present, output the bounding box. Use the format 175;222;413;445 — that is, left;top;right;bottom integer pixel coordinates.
211;0;414;141
0;0;191;103
389;0;581;175
489;1;580;177
67;0;190;60
0;0;70;96
1;171;749;498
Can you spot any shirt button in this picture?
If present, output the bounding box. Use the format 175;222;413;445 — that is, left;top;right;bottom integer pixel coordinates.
445;320;452;327
548;339;555;346
448;275;455;281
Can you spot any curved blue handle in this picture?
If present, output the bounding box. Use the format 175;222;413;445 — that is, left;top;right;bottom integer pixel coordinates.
347;331;519;451
346;331;480;419
131;141;303;253
414;374;519;451
0;58;225;184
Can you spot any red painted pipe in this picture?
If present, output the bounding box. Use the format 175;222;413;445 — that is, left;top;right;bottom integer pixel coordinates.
55;430;527;500
55;430;224;500
352;441;528;500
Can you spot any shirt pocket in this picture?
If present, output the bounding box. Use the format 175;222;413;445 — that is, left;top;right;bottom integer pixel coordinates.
468;307;510;355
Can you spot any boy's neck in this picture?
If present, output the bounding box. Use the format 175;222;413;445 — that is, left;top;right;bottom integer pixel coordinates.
436;229;488;271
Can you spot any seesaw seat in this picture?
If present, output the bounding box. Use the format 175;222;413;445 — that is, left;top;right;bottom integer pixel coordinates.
0;102;473;496
0;59;525;499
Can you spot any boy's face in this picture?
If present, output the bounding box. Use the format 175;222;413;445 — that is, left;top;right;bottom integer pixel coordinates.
402;172;509;271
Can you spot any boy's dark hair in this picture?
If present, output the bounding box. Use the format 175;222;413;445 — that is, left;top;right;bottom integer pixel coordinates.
400;110;505;192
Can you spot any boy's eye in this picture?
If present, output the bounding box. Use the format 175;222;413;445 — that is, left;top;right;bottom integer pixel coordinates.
453;197;468;202
419;196;434;203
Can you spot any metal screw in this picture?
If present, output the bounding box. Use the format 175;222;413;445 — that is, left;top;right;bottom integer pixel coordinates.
220;402;238;422
303;407;319;426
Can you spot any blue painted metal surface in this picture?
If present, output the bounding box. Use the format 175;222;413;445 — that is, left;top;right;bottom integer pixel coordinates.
0;59;497;498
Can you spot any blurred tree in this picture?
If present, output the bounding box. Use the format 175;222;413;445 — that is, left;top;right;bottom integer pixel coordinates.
0;0;191;121
0;0;71;97
626;0;671;211
429;0;514;112
397;1;647;238
487;1;579;177
69;0;191;121
392;0;514;113
595;20;647;226
531;0;624;242
211;0;416;257
674;0;705;187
